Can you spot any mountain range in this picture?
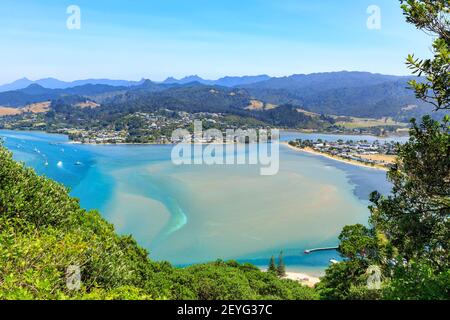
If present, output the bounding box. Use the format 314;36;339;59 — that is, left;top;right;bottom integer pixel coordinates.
0;77;146;92
0;75;271;92
0;71;438;120
161;75;272;87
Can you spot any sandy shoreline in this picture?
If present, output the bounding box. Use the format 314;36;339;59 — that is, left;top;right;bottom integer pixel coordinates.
283;272;321;288
280;128;409;139
262;269;321;287
283;142;388;171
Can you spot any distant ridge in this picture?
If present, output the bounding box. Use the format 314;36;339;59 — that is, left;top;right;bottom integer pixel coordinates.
161;74;271;87
0;78;146;92
162;75;206;85
0;72;412;92
240;71;409;90
0;75;272;92
0;78;35;92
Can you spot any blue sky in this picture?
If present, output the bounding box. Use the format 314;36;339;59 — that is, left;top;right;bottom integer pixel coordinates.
0;0;433;83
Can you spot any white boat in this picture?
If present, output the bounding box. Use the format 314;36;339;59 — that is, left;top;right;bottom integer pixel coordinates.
330;259;339;264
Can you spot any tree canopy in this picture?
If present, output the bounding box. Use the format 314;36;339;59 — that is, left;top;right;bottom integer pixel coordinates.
403;0;450;110
318;0;450;300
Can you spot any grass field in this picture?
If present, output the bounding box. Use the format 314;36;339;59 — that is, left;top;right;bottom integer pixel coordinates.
334;116;408;129
0;101;51;117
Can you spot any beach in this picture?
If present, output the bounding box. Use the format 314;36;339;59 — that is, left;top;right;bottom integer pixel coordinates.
284;272;321;288
262;269;321;288
283;142;389;171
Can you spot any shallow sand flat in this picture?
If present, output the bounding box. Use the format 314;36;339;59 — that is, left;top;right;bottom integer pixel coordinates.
140;152;370;265
103;182;171;249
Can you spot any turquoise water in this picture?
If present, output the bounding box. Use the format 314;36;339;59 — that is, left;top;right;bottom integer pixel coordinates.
0;130;397;276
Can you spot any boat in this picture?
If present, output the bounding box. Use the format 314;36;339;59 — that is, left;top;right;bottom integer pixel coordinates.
74;161;82;166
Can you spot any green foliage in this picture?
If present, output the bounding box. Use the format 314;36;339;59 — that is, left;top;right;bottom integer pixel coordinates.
317;225;386;300
316;260;369;300
318;0;450;301
268;256;277;274
383;260;450;300
182;260;318;300
370;116;449;266
0;144;316;300
369;116;450;299
276;251;286;278
402;0;450;110
338;225;378;261
319;115;450;300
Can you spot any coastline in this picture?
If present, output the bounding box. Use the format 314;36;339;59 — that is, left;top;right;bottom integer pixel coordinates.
1;127;407;146
67;140;174;146
280;128;409;139
283;142;389;171
68;141;241;146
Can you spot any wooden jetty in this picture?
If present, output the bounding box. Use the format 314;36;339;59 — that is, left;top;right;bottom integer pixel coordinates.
304;247;338;254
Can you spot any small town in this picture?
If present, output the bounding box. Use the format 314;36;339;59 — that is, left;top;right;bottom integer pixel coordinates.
0;109;271;144
288;138;398;169
65;110;223;144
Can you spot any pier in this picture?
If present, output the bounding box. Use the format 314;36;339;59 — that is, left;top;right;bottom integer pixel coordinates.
304;247;338;254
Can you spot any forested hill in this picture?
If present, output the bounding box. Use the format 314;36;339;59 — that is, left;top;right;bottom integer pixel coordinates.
103;84;252;113
46;84;331;130
239;72;430;118
0;144;318;300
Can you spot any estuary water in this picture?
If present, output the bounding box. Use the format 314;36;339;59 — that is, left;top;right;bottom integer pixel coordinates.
0;130;404;275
